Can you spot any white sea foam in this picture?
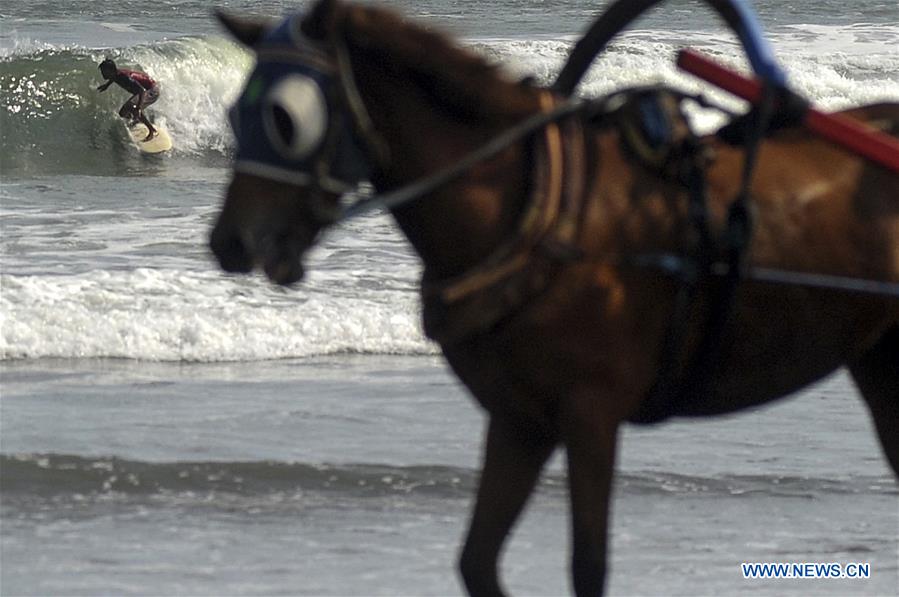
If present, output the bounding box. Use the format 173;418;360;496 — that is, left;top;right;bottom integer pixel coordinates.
0;267;435;361
0;36;57;58
483;24;899;131
100;23;137;33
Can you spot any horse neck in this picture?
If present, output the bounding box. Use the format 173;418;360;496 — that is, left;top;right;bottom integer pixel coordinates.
350;55;543;281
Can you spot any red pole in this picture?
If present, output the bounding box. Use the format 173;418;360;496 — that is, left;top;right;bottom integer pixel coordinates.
677;48;899;174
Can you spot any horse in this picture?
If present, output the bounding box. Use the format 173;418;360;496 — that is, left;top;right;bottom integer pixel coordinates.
209;1;899;594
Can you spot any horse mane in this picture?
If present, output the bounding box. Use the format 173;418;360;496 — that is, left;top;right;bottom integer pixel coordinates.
303;0;540;122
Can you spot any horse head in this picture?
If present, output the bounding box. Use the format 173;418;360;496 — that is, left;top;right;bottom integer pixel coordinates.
210;1;370;284
210;0;543;285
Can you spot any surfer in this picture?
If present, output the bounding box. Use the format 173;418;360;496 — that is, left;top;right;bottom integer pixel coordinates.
96;58;159;141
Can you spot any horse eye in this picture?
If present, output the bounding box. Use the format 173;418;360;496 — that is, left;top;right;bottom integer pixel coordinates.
270;104;296;147
263;75;328;160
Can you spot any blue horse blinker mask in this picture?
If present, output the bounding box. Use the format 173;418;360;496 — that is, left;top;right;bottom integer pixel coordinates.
229;16;371;192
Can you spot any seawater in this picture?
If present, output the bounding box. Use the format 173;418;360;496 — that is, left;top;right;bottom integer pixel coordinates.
2;1;898;595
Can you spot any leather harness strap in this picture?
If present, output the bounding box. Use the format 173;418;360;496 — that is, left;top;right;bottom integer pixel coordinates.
422;92;588;345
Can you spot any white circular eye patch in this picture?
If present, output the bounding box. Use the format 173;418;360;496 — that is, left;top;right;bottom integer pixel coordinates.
263;74;328;160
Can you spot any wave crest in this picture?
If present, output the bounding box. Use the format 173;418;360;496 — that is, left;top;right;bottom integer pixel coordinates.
1;36;251;175
3;453;894;501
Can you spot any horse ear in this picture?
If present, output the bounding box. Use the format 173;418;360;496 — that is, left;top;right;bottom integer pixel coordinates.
300;0;340;41
215;9;274;47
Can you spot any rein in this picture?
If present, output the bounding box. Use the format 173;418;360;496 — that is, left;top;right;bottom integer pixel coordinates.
336;99;589;221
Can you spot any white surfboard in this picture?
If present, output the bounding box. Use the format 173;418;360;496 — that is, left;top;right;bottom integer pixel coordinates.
127;123;173;154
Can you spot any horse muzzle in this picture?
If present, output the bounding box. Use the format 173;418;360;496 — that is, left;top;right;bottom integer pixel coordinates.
210;175;314;286
209;218;255;275
210;215;308;286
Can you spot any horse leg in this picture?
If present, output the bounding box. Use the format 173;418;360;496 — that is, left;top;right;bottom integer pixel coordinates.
459;417;556;597
562;397;620;597
849;325;899;477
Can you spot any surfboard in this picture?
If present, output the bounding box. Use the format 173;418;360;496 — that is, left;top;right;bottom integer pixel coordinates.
127;123;173;154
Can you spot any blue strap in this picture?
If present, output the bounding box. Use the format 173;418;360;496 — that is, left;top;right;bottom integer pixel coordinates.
726;0;787;86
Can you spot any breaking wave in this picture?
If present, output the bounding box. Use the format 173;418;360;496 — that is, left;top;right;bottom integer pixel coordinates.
1;35;252;176
3;24;897;177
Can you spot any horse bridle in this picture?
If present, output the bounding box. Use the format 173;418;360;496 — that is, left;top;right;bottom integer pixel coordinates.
228;13;589;229
227;15;375;223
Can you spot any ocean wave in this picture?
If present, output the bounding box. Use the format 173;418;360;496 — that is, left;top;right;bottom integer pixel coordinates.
3;453;894;501
1;35;251;176
3;25;897;176
0;454;476;499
